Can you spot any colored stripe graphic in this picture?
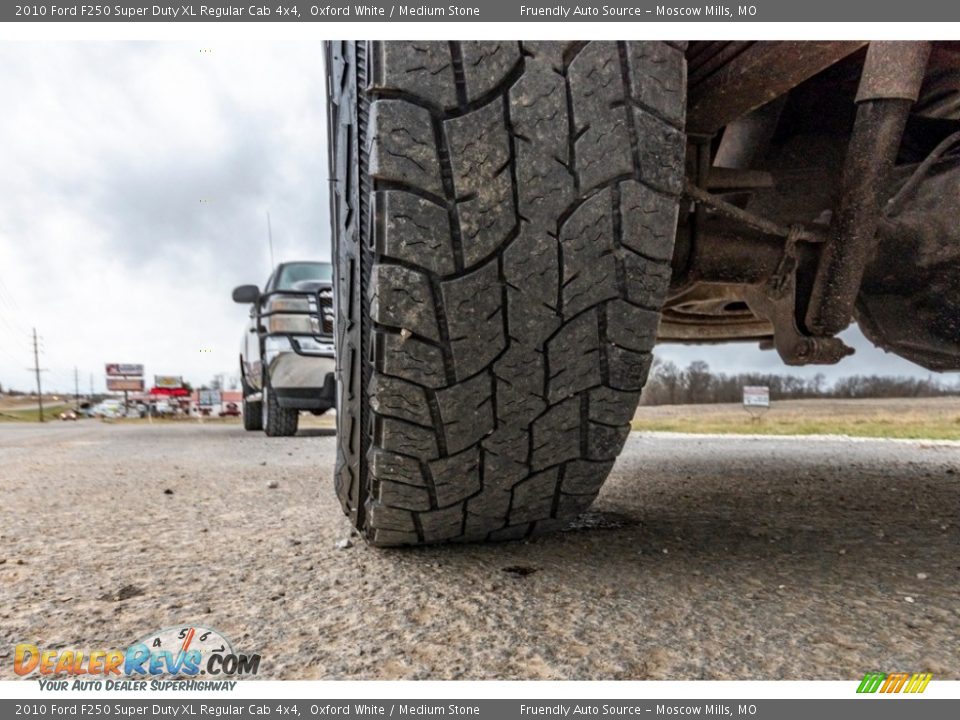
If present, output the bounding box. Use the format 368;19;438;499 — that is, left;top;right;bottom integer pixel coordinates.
857;672;886;693
905;673;933;693
857;672;932;693
881;672;909;693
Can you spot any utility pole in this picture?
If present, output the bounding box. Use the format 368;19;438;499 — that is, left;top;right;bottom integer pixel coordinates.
74;366;80;411
30;327;44;422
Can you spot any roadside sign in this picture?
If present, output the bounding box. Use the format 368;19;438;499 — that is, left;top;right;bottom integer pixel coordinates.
154;375;184;389
742;386;771;408
198;390;221;407
106;377;145;392
105;363;144;377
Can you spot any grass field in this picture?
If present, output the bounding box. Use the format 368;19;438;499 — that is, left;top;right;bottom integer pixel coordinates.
0;403;71;423
632;396;960;440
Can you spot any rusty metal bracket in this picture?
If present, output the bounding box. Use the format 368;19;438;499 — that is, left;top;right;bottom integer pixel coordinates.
744;226;854;366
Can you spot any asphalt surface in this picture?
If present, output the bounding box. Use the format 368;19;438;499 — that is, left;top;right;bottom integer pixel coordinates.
1;421;958;680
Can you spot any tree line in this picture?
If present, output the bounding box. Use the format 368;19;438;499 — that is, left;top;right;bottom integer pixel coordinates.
641;359;960;406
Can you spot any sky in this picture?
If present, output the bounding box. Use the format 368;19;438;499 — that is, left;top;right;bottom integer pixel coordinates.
0;42;944;396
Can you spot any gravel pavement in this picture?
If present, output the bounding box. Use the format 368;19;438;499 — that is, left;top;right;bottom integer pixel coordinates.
1;421;958;680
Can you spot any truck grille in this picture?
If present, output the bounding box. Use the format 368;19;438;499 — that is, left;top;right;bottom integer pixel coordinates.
317;288;334;335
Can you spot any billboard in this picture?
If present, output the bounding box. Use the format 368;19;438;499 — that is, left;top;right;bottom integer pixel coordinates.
154;375;183;389
107;377;145;392
105;363;144;377
742;386;771;408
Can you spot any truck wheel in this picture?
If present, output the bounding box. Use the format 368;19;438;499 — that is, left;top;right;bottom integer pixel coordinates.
262;382;299;437
326;41;685;545
243;398;263;431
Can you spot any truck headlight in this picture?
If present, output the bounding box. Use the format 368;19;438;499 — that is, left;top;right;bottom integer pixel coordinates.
264;296;319;334
267;297;312;313
266;315;319;334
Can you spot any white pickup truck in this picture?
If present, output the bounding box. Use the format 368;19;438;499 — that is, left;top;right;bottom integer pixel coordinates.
232;261;336;436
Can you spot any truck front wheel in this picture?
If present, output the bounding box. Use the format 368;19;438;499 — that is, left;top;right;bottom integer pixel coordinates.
243;398;263;431
262;381;299;437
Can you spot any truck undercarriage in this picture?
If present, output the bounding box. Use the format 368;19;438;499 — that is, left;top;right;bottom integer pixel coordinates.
667;41;960;371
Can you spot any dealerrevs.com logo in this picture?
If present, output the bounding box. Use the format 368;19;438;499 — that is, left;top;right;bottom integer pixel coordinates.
15;626;260;690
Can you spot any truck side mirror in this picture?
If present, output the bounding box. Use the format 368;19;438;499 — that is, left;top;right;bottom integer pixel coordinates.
232;285;260;304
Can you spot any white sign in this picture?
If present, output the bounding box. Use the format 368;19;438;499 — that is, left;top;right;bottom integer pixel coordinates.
742;386;771;408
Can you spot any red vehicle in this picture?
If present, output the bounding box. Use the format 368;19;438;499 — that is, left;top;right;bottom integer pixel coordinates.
219;402;241;418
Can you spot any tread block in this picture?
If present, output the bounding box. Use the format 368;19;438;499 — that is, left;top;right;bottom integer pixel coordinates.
607;346;652;391
519;41;565;67
622;253;672;309
378;480;432;512
370;264;439;341
379;417;439;461
429;447;481;507
420;505;465;541
369;374;432;426
466;487;511;525
368;503;416;533
510;467;559;524
632;109;685;196
371;41;456;109
510;69;574;223
376;190;455;275
531;396;581;470
562;459;614;495
620;180;678;262
547;310;601;403
482;426;530;466
441;256;506;381
624;42;687;126
368;99;443;196
588;386;641;423
504;231;561;348
369;448;426;486
436;372;495;454
494;345;547;425
506;286;562;350
606;299;660;352
445;101;516;266
587;422;631;461
460;41;521;101
561;189;619;318
379;333;446;389
569;42;633;191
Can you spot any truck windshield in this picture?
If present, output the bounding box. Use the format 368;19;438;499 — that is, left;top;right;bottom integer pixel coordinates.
275;262;332;290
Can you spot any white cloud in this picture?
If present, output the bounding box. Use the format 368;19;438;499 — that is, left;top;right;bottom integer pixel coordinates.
0;41;329;393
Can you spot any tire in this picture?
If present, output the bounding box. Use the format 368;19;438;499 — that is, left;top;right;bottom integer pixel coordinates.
262;381;299;437
326;41;686;546
243;398;263;431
